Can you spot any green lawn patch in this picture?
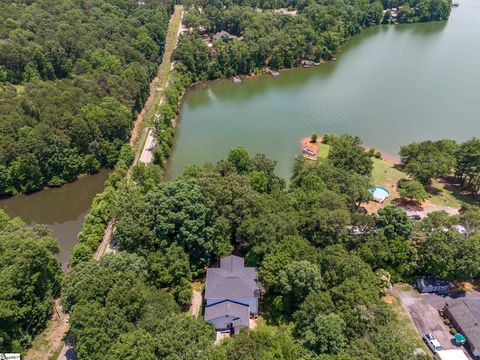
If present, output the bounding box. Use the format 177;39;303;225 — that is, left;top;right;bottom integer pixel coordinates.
429;179;476;209
372;157;407;188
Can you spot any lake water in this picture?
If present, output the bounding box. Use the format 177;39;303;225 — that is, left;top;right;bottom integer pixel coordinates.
167;0;480;180
1;0;479;264
0;170;110;270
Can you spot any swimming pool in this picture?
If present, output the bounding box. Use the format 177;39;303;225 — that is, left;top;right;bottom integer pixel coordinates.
370;186;390;203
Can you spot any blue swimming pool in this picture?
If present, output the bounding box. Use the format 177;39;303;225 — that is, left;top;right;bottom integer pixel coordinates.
370;186;390;202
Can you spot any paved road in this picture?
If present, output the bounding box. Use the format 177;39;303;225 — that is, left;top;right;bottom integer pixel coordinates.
139;129;156;164
396;288;477;359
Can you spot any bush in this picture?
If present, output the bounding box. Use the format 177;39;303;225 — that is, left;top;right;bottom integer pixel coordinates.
311;132;318;143
322;134;337;144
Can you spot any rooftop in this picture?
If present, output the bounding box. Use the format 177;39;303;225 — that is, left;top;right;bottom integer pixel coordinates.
205;300;250;327
205;255;260;299
445;298;480;350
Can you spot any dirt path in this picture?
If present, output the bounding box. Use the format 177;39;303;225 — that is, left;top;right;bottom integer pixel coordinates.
190;289;202;317
24;300;69;360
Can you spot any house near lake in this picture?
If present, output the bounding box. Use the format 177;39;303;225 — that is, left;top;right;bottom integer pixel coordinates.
204;255;261;336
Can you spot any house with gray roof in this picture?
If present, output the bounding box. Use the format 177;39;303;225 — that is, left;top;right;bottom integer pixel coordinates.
204;255;260;335
443;298;480;358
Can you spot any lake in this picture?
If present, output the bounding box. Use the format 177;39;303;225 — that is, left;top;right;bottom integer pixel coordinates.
0;170;110;270
167;0;480;180
1;0;478;265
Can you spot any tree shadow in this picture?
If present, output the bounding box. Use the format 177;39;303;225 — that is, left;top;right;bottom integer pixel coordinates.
392;197;423;211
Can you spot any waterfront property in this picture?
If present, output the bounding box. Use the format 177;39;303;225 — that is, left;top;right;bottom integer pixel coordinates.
167;0;480;180
204;255;261;335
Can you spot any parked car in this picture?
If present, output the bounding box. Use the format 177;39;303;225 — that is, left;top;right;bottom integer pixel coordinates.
409;214;422;221
423;333;443;353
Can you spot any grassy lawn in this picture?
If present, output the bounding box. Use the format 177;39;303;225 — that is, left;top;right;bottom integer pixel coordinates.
371;157;407;188
311;140;470;211
384;293;430;355
429;179;475;209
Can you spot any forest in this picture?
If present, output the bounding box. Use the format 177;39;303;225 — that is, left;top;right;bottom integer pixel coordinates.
0;0;171;195
173;0;450;81
60;135;480;359
0;210;62;353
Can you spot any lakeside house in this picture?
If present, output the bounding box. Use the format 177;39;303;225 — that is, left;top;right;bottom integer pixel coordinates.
204;255;261;336
443;298;480;359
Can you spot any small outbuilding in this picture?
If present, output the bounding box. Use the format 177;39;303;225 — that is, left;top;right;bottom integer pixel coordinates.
415;277;451;294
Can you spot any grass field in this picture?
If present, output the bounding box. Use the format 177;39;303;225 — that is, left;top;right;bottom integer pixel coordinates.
315;141;469;210
384;293;430;355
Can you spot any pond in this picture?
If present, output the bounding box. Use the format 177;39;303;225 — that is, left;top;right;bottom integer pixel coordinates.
0;170;110;270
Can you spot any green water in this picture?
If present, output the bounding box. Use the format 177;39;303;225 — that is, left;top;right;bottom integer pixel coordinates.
0;170;109;270
167;0;480;180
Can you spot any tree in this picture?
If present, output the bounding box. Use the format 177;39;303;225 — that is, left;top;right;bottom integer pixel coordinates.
376;205;413;240
227;146;252;174
301;313;347;355
276;260;323;313
214;325;312;360
0;211;62;352
310;132;318;143
153;315;215;359
327;135;373;177
415;230;460;279
107;329;156;360
400;140;457;186
398;179;428;203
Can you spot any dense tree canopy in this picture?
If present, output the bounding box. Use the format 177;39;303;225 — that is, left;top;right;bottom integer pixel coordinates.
64;137;479;358
0;0;170;195
173;0;449;83
0;210;62;353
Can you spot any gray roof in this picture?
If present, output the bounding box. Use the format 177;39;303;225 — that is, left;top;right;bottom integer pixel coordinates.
445;298;480;349
212;30;237;41
205;300;250;327
205;255;260;299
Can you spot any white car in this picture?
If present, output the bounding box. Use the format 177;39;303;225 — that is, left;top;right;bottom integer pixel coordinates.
423;333;443;353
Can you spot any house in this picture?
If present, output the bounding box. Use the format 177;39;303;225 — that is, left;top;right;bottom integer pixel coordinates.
443;298;480;359
211;30;241;42
204;255;261;335
415;277;451;294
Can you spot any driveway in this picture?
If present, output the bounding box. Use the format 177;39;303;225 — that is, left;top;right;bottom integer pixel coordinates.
396;287;477;359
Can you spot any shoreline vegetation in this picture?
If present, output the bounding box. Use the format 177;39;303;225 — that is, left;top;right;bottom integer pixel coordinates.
62;135;480;359
71;0;457;266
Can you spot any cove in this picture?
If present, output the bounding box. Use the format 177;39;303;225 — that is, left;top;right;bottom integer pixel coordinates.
0;170;110;270
167;0;480;180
